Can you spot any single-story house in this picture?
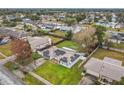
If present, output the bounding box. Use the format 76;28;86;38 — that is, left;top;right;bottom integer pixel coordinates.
0;27;27;38
39;22;61;30
84;57;124;84
27;36;51;52
40;46;86;68
60;25;81;33
109;32;124;43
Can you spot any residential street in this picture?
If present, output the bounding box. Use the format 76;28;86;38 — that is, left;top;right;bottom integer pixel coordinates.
0;65;24;85
0;53;23;85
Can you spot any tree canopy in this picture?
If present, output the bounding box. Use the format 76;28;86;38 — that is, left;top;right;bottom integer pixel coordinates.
11;39;32;65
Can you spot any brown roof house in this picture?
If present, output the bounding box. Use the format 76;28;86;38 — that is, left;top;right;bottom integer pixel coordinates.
27;36;51;52
84;57;124;84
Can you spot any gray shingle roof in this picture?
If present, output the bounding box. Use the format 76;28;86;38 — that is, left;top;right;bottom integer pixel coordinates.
0;27;27;38
103;57;122;66
84;57;124;81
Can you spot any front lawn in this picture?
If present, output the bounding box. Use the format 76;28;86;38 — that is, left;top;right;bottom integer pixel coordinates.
34;60;83;85
92;48;124;65
56;40;81;51
0;42;13;56
22;74;45;85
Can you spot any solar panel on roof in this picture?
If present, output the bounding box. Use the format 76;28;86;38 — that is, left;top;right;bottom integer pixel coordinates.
43;50;50;59
70;54;80;62
60;57;68;63
54;49;65;56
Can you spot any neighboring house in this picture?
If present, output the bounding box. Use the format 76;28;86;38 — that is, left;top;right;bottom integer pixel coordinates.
115;23;124;29
22;18;38;28
0;27;27;38
39;22;61;30
72;25;81;33
40;46;86;68
60;26;72;32
60;25;81;33
6;15;16;21
84;57;124;84
27;36;51;52
96;22;117;28
109;32;124;43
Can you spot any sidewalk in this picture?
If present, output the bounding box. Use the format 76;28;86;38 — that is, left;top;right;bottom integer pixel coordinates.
0;55;16;65
29;72;52;85
0;52;7;58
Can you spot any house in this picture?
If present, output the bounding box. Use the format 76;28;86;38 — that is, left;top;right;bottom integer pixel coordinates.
27;36;51;52
72;25;81;33
109;32;124;43
84;57;124;84
39;22;61;30
0;27;27;38
40;46;86;68
6;15;16;21
115;23;124;29
60;26;73;32
60;25;81;33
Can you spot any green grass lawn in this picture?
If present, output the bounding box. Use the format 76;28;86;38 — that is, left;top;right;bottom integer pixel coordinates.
0;42;13;56
34;60;83;85
46;35;62;43
110;42;124;50
0;55;5;60
56;40;81;51
92;48;124;65
51;30;66;37
22;74;45;85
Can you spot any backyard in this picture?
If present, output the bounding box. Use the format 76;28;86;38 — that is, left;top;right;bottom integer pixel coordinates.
110;42;124;50
51;30;66;37
46;35;62;44
34;60;83;85
0;42;13;56
91;48;124;65
56;40;81;51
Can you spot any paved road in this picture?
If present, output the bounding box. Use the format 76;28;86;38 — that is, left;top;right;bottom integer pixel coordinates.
0;65;24;85
0;54;23;85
